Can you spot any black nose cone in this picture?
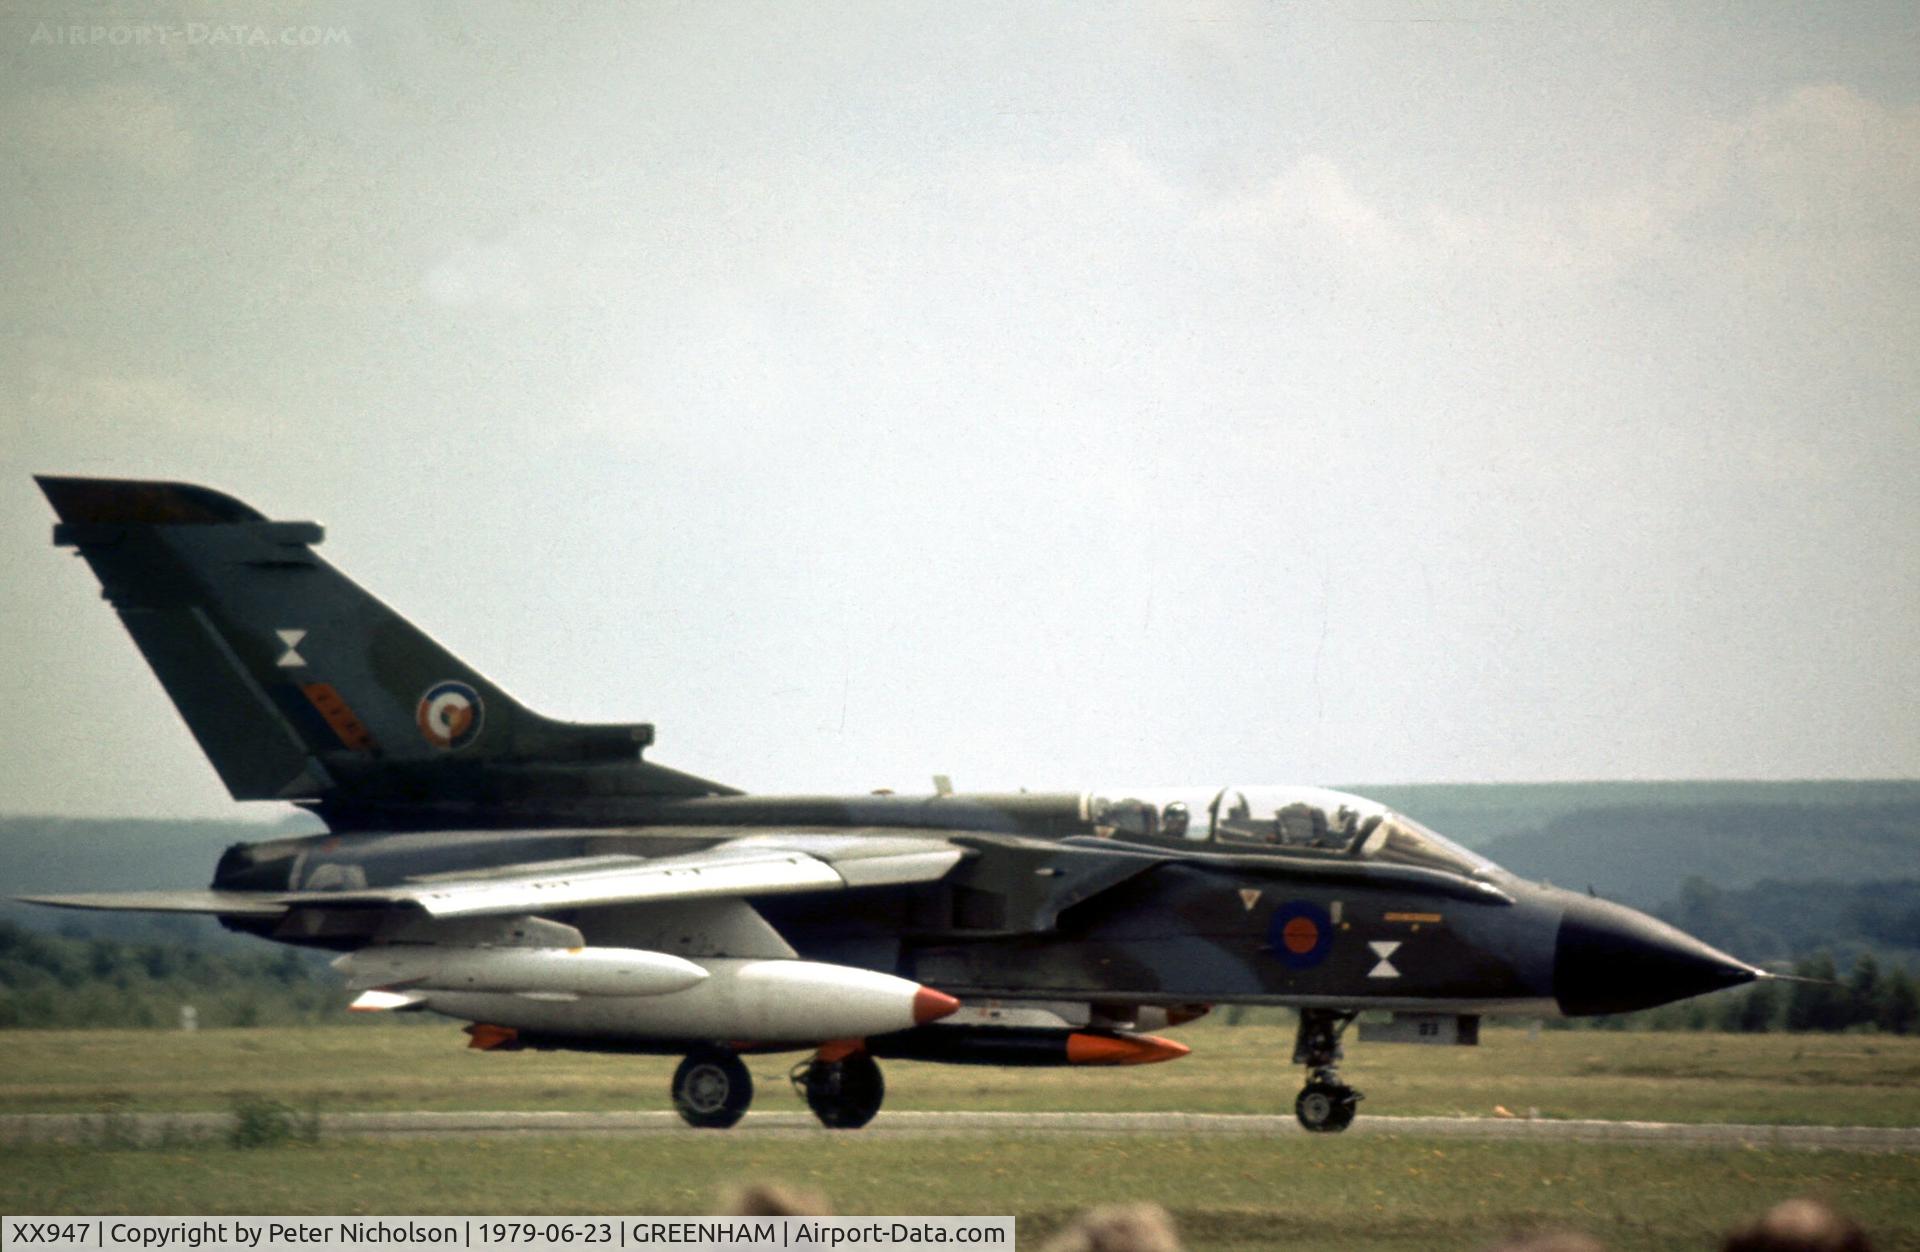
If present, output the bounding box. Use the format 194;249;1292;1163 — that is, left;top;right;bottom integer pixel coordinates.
1554;896;1757;1017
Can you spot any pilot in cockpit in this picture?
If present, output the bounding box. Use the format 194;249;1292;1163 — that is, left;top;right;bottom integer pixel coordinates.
1161;802;1190;839
1326;804;1359;849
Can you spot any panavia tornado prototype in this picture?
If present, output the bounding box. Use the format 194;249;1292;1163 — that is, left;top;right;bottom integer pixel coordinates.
23;477;1764;1132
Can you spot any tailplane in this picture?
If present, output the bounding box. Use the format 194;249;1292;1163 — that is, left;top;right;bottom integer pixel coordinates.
36;476;731;813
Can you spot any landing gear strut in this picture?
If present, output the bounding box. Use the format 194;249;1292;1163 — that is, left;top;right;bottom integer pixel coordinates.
1292;1009;1361;1133
793;1049;886;1129
672;1044;752;1129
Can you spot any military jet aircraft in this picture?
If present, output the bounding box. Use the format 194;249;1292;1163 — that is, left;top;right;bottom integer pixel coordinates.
21;477;1762;1132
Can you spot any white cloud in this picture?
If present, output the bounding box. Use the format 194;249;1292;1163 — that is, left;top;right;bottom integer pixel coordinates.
1731;83;1920;248
14;336;255;437
423;220;580;311
1211;84;1920;286
1224;153;1407;255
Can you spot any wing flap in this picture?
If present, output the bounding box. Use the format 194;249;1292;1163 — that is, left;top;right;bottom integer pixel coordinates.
833;848;967;888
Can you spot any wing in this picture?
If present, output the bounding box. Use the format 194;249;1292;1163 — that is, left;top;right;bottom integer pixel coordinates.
17;889;290;916
17;831;969;920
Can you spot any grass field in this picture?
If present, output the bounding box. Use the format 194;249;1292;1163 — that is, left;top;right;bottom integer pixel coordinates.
4;1134;1917;1251
6;1020;1920;1127
5;1023;1918;1250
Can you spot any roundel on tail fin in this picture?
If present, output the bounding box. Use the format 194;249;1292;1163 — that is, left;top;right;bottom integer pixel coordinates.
416;680;483;750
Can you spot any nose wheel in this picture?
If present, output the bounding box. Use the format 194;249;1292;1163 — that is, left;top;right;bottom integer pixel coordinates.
671;1044;752;1129
1293;1009;1362;1133
1295;1078;1360;1133
793;1049;886;1129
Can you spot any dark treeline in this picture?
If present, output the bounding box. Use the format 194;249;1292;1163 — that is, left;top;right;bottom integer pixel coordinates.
0;920;344;1028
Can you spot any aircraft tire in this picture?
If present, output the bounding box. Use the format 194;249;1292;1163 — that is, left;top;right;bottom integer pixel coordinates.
672;1045;753;1129
1295;1081;1358;1133
803;1052;885;1129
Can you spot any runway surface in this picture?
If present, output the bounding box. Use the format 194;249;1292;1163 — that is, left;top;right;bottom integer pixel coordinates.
4;1109;1916;1150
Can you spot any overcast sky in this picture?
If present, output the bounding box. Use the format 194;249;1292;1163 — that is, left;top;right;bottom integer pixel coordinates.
2;1;1915;820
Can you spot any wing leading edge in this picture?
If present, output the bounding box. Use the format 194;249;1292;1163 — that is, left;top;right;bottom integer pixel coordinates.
17;889;290;916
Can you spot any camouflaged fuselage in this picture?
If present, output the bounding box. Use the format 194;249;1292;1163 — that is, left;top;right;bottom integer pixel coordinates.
214;791;1572;1015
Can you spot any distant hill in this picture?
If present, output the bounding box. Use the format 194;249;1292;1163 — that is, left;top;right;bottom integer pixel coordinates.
0;813;322;945
1361;782;1920;963
1654;877;1920;969
1355;780;1920;851
0;813;322;891
1465;793;1920;909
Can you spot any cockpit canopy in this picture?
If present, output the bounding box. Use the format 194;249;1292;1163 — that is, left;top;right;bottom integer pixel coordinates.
1082;785;1497;880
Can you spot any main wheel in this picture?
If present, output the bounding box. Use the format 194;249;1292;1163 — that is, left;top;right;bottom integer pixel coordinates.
1295;1081;1359;1133
672;1045;752;1129
803;1053;885;1129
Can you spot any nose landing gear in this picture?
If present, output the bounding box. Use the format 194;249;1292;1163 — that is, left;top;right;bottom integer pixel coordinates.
1293;1009;1361;1133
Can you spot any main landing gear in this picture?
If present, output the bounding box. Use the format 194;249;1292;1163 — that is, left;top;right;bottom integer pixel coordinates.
1293;1009;1362;1133
671;1044;753;1129
668;1043;888;1129
792;1047;886;1129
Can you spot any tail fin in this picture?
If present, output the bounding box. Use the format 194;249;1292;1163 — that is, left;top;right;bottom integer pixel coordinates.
36;476;728;805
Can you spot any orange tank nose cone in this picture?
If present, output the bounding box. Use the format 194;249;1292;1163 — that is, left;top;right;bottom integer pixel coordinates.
1065;1032;1192;1066
912;988;962;1024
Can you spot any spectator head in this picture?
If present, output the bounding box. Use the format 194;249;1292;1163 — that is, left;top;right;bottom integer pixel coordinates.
1038;1204;1183;1252
716;1181;831;1218
1723;1199;1871;1252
